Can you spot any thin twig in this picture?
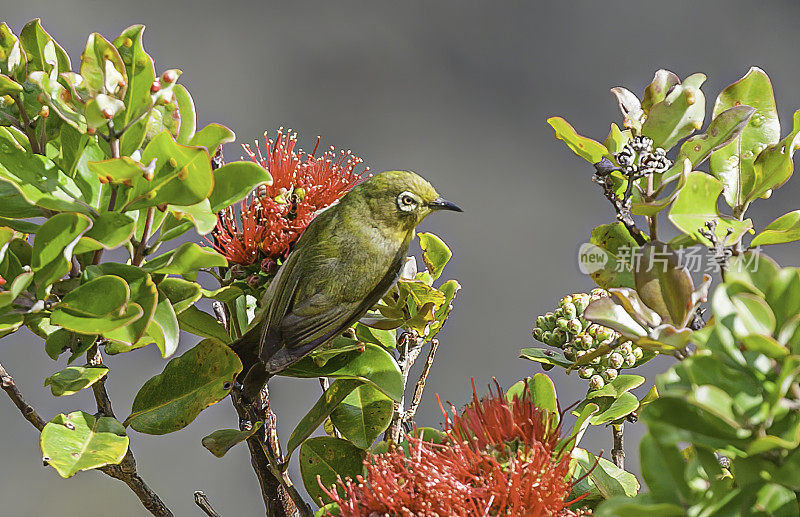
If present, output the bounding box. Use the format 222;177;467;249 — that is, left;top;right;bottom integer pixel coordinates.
132;206;155;267
593;160;648;246
194;491;222;517
0;361;47;431
13;95;40;154
385;331;424;442
404;338;439;424
611;424;625;469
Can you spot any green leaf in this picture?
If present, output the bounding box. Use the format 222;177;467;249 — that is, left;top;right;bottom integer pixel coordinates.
40;411;128;478
201;285;244;303
142;242;226;280
748;109;800;203
519;347;573;369
86;263;158;346
417;232;451;280
752;210;800;246
299;436;366;506
610;87;645;134
50;275;143;334
330;384;393;449
634;241;696;326
571;447;639;500
143;297;180;358
668;171;753;246
189;123;235;156
547;116;609;163
177;305;231;343
44;366;108;396
158;277;201;314
286;379;365;456
767;267;800;332
589;392;640;425
354;323;395;349
0;312;23;338
113;25;156;156
676;105;755;168
124;131;213;211
753;483;798;516
0;23;24;79
87;157;146;185
0;269;33;309
639;434;688;505
207;161;272;212
709;67;781;209
202;421;262;458
587;222;639;289
587;374;645;400
19;19;70;74
74;212;135;253
641;73;706;150
281;343;403;402
125;338;241;434
80;33;127;97
173;84;195;144
0;73;22;96
32;213;92;298
641;69;680;114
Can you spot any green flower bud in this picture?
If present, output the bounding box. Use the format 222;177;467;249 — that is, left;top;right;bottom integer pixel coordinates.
567;318;582;334
578;334;593;350
551;329;567;347
603;368;618;381
573;293;590;313
596;327;614;341
541;331;552;344
578;366;594;379
536;315;546;329
562;303;577;320
560;294;574;307
532;328;543;341
608;352;624;369
619;341;633;355
633;347;644;360
589;375;605;389
624;353;637;368
556;318;570;331
564;348;576;361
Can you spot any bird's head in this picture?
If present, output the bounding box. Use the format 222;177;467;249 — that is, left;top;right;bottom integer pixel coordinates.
348;170;462;232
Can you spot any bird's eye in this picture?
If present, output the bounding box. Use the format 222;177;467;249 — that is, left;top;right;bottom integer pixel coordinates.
397;191;418;211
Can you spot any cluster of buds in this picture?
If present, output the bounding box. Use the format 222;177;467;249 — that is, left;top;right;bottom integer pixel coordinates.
532;289;644;390
615;135;672;180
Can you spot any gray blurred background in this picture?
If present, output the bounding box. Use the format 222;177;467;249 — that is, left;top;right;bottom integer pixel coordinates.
2;1;800;515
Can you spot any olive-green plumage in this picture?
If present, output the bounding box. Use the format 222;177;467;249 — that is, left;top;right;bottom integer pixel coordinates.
232;170;461;396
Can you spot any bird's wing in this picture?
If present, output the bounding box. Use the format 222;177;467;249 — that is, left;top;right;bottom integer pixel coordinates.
261;246;407;373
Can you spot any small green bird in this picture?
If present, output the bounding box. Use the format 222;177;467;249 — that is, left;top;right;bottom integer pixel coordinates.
232;170;461;395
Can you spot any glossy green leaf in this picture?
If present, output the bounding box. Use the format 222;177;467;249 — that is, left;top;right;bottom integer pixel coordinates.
286;379;365;456
19;19;70;74
767;267;800;332
587;222;639;289
189;123;235;156
583;295;648;339
418;232;452;280
202;421;262;458
44;366;108;397
639;434;688;505
571;447;640;502
0;312;23;338
281;343;403;402
519;347;573;369
168;198;217;235
80;33;127;97
641;73;706;150
124;131;213;211
40;411;128;478
87;157;146;184
709;67;780;209
589;392;639;425
603;123;631;155
677;105;755;168
208;161;272;212
125;338;241;434
144;297;180;358
158;277;201;313
0;269;33;309
299;436;366;506
142;242;226;280
752;210;800;246
0;23;24;79
113;25;156;156
177;305;231;343
86;263;157;345
50;274;142;334
668;171;752;246
641;69;680;114
587;374;645;400
634;241;695;326
32;213;92;298
547;116;609;163
0;73;22;96
173;84;195;144
354;323;395;349
748;109;800;203
74;212;136;253
330;384;393;449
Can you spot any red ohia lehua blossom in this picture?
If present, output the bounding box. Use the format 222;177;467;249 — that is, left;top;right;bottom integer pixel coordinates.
209;129;369;266
322;380;591;517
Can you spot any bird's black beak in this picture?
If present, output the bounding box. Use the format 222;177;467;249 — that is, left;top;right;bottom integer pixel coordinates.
429;198;463;212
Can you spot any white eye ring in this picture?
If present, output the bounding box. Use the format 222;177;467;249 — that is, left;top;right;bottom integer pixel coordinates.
397;191;417;212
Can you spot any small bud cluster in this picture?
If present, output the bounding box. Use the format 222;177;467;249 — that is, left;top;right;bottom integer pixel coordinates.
532;289;644;390
615;136;672;180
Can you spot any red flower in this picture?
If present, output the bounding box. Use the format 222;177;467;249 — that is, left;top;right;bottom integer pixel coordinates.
209;129;369;265
321;381;590;516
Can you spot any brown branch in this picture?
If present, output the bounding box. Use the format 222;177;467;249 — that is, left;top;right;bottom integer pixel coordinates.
0;361;47;431
194;491;222;517
611;424;625;469
13;95;41;154
593;160;648;246
132;206;155;267
385;331;424;442
403;338;439;424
